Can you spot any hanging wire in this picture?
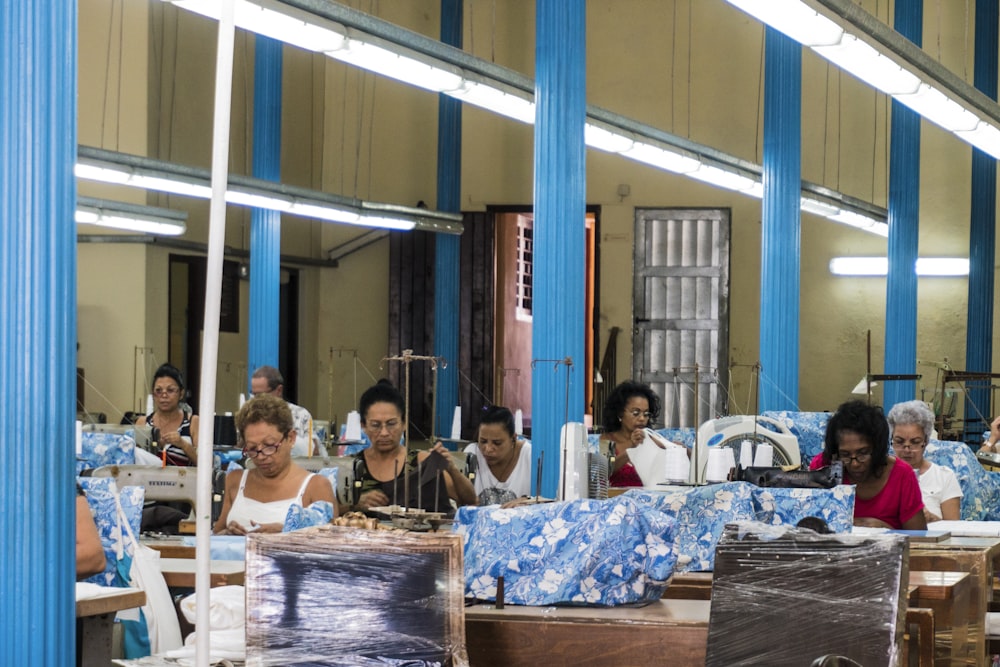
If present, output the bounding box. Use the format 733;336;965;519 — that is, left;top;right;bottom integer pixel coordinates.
757;369;801;412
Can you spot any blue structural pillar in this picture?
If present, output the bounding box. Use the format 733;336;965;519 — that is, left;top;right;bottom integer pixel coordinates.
247;36;283;383
0;1;77;664
964;0;998;438
532;0;586;497
884;0;923;411
434;0;462;438
758;28;801;412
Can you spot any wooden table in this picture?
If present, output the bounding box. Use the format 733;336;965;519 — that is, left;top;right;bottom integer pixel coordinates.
159;558;245;588
910;535;1000;664
465;599;710;666
141;536;196;559
76;588;146;667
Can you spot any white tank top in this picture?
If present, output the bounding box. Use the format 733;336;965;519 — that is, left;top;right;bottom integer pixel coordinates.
226;469;315;530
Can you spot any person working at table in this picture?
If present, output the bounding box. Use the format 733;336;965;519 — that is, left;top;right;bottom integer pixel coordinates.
135;363;199;465
214;394;336;535
810;400;926;530
600;381;663;487
352;380;477;513
251;365;323;456
76;483;105;579
887;400;962;523
465;405;532;506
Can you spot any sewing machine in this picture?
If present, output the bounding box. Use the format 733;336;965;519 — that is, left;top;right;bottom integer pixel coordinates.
89;464;199;508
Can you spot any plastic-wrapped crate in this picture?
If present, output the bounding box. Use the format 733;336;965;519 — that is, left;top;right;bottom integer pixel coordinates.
245;525;467;666
707;521;908;666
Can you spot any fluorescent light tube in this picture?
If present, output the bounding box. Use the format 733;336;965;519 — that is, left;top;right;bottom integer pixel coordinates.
76;197;188;236
689;164;759;192
327;38;463;93
446;80;536;124
830;256;969;276
725;0;843;46
895;84;981;133
813;35;921;95
584;123;635;153
620;142;700;174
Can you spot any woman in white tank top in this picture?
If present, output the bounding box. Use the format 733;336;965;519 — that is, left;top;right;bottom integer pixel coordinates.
214;395;337;535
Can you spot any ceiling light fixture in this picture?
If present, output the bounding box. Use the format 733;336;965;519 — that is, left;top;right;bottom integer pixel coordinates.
76;145;455;234
161;0;889;235
725;0;1000;159
76;196;188;236
829;256;970;276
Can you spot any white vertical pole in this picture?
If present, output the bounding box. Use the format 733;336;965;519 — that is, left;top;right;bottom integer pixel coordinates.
196;1;236;664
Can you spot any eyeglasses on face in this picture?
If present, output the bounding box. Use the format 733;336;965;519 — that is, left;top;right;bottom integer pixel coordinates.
625;409;652;419
153;386;180;397
836;449;872;464
242;436;286;459
892;438;926;451
365;419;401;434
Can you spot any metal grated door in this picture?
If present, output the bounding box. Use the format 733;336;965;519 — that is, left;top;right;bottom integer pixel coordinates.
633;209;730;428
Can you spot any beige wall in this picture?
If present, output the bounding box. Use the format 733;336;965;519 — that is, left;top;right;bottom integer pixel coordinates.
76;0;997;427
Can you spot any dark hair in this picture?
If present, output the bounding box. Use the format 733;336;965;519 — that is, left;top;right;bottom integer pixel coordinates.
479;405;516;438
251;365;284;391
822;400;890;473
151;363;185;392
359;379;406;423
235;393;293;440
602;381;661;432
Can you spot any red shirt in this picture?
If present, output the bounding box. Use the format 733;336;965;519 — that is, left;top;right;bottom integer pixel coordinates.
810;453;923;529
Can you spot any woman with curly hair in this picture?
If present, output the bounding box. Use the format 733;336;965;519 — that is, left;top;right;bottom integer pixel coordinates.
810;400;925;530
601;381;661;487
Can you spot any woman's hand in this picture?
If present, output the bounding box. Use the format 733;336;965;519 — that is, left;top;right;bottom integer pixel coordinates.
984;416;1000;452
923;508;942;524
355;489;390;511
629;427;645;446
223;520;282;535
853;516;893;529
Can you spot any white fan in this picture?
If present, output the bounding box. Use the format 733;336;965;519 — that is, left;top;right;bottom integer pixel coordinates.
692;415;801;484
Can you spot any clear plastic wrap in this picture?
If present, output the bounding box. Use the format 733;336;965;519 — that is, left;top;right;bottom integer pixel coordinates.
706;521;908;667
245;525;468;667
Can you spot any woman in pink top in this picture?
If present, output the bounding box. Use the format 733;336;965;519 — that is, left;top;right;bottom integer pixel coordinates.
810;400;926;530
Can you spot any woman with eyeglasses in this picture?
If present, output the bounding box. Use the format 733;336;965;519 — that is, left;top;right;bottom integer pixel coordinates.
887;400;962;522
135;363;200;465
601;380;662;487
214;394;335;535
352;380;477;514
810;400;926;530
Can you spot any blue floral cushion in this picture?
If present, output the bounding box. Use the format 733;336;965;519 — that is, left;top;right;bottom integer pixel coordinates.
78;477;145;587
654;428;697;449
283;501;334;532
626;482;756;572
761;411;832;464
77;432;136;474
751;486;855;533
455;495;677;605
922;438;1000;520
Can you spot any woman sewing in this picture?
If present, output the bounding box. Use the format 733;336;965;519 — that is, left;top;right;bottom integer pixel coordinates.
135;363;199;466
214;394;336;534
887;400;962;522
601;381;662;487
352;380;477;513
811;400;926;530
464;406;532;505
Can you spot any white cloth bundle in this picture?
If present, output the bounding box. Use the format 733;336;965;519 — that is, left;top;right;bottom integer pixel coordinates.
167;585;246;664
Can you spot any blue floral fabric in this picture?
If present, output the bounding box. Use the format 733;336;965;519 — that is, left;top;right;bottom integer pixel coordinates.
922;438;1000;521
626;481;854;572
455;495;677;605
77;432;136;474
283;501;335;532
78;476;145;587
761;411;832;464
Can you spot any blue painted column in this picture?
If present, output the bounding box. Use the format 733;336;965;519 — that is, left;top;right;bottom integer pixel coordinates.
758;28;801;412
884;0;923;411
0;1;77;664
434;0;462;438
965;0;998;438
532;0;586;497
247;36;283;382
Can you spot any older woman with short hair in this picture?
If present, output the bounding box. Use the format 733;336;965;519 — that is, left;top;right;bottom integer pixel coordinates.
887;400;962;522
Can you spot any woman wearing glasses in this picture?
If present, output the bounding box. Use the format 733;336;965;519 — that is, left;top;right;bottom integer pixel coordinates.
352;380;477;513
135;363;200;465
887;400;962;522
601;381;662;487
214;394;335;535
811;400;926;530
